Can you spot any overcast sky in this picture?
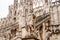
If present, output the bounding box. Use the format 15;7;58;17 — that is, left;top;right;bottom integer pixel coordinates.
0;0;13;18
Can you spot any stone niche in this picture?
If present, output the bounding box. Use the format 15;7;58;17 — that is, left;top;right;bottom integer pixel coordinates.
22;37;39;40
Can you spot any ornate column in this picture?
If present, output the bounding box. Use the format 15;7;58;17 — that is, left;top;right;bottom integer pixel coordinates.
43;22;46;40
